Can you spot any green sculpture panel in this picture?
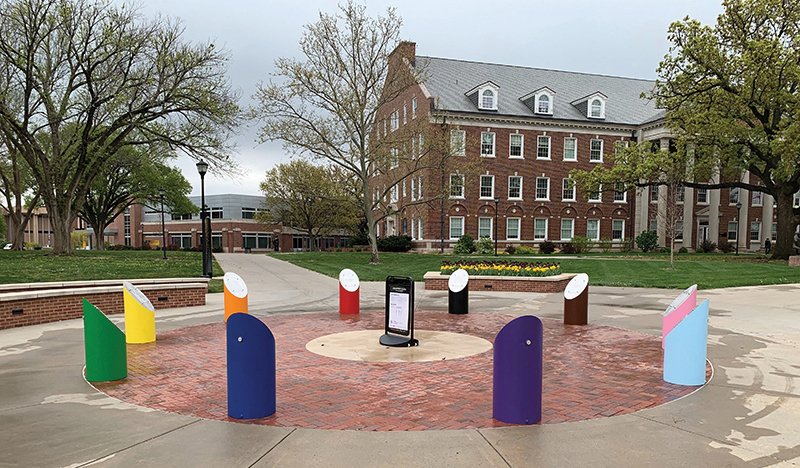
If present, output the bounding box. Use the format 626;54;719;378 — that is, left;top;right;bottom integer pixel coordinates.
83;299;127;382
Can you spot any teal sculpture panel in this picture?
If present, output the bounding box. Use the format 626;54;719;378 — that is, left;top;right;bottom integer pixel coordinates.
83;298;127;382
663;299;709;386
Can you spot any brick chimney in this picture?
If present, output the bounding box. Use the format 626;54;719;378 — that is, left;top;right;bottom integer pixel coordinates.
389;41;416;66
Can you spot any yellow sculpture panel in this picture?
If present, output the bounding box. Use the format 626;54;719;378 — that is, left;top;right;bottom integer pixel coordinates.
123;281;156;343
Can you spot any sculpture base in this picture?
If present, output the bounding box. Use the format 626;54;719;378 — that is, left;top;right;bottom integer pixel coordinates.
379;333;419;347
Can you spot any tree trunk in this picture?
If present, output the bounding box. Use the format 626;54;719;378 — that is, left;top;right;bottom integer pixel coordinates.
89;220;106;250
772;190;799;260
8;214;26;250
670;235;675;270
362;179;380;264
48;206;76;255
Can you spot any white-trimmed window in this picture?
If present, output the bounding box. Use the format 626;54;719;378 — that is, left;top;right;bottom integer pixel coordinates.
418;176;423;199
729;187;740;205
451;130;466;156
728;221;738;241
772;222;777;240
534;218;548;240
418;134;424;158
508;176;522;199
562;178;575;201
650;185;659;203
589;187;601;202
794;190;800;208
697;188;708;204
418;217;423;239
509;134;523;158
391;185;398;203
587;219;600;240
507;218;520;240
612;220;624;240
480;89;496;110
412;97;417;119
650;219;658;232
676;185;685;203
563;137;577;161
614;182;626;202
450;174;464;198
536;94;552;114
535;177;549;200
480;175;495;199
590;139;603;162
403;104;407;125
752;190;763;206
449;217;464;240
589;98;605;118
479;217;493;239
560;219;574;241
411;217;416;240
675;221;684;241
751;222;761;242
537;136;550;159
402;180;406;198
481;132;495;157
411;178;416;201
390;111;399;131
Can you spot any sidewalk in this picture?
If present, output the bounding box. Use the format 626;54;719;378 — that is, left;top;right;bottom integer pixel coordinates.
0;254;798;467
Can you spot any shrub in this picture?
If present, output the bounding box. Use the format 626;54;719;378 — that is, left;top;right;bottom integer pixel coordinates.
212;245;223;253
477;236;494;255
619;238;634;252
453;234;476;254
347;232;370;248
141;242;151;250
659;246;671;253
167;244;180;251
560;242;576;254
515;245;537;254
571;236;594;254
598;238;613;253
718;242;734;253
699;239;717;253
539;240;556;254
377;235;412;252
504;244;517;255
635;231;659;252
678;246;688;254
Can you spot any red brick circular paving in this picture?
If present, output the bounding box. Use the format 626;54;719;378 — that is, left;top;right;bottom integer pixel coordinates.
93;311;708;431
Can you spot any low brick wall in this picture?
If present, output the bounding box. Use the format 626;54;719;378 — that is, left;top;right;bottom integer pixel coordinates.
423;271;577;293
790;256;800;267
0;280;208;330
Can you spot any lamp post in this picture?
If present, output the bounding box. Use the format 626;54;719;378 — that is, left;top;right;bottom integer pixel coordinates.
736;201;742;256
196;160;211;278
493;196;499;256
158;188;167;260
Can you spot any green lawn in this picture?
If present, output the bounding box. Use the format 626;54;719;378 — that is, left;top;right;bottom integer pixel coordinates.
0;250;224;293
267;251;800;290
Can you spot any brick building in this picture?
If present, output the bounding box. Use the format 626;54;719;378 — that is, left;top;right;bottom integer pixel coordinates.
373;42;798;252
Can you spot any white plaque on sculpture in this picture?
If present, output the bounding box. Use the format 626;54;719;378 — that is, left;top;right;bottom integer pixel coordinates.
564;273;589;300
448;269;469;293
123;281;154;311
224;272;248;298
339;269;360;292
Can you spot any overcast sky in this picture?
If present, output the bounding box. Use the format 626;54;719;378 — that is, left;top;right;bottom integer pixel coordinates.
124;0;725;197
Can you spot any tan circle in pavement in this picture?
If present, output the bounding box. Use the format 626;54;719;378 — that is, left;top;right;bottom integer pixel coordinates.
306;330;493;362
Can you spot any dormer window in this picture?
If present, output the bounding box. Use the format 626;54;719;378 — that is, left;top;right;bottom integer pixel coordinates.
590;99;603;118
537;95;550;114
481;89;495;109
467;81;500;111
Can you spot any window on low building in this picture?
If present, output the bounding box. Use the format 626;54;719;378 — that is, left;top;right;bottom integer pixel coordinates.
728;221;738;241
562;178;575;201
481;89;496;109
171;233;192;248
418;217;423;239
614;182;626;202
650;219;658;233
537;94;551;114
534;218;548;240
508;176;522;199
242;207;256;219
507;218;520;240
412;97;417;118
171;213;192;221
212;233;222;248
751;190;762;206
211;207;223;219
450;174;464;198
390;111;399;131
750;222;761;242
587;219;600;240
650;186;659;203
589;98;605;118
450;130;466;156
675;221;684;241
590;139;603;162
589;186;601;202
697;188;708;204
449;217;464;239
536;177;549;200
729;187;740;205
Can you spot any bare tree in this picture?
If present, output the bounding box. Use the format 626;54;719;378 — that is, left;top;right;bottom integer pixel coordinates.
0;141;40;249
0;0;240;254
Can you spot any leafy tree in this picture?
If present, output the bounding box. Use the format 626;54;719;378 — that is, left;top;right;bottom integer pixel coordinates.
253;1;447;264
79;146;195;250
0;0;240;254
647;0;800;260
258;160;358;251
636;230;659;253
0;141;39;249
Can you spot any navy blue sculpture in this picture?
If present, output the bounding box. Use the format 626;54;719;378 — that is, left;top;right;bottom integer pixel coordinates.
493;315;543;424
227;312;276;419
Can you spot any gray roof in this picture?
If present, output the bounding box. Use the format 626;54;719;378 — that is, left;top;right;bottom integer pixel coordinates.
418;56;662;126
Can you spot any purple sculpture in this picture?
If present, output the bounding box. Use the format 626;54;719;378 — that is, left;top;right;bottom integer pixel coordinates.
493;315;543;424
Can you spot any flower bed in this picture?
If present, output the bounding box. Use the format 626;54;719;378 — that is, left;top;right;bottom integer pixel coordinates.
440;260;561;277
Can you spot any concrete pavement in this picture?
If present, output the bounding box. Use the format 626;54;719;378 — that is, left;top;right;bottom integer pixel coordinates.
1;253;799;467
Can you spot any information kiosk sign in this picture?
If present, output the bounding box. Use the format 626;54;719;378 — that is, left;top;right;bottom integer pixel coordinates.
379;276;419;347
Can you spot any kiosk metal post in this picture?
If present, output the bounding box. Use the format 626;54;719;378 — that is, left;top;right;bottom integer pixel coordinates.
379;276;418;347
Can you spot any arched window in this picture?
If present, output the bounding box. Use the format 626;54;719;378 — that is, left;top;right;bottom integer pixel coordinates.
537;95;550;114
590;99;603;118
481;89;495;109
